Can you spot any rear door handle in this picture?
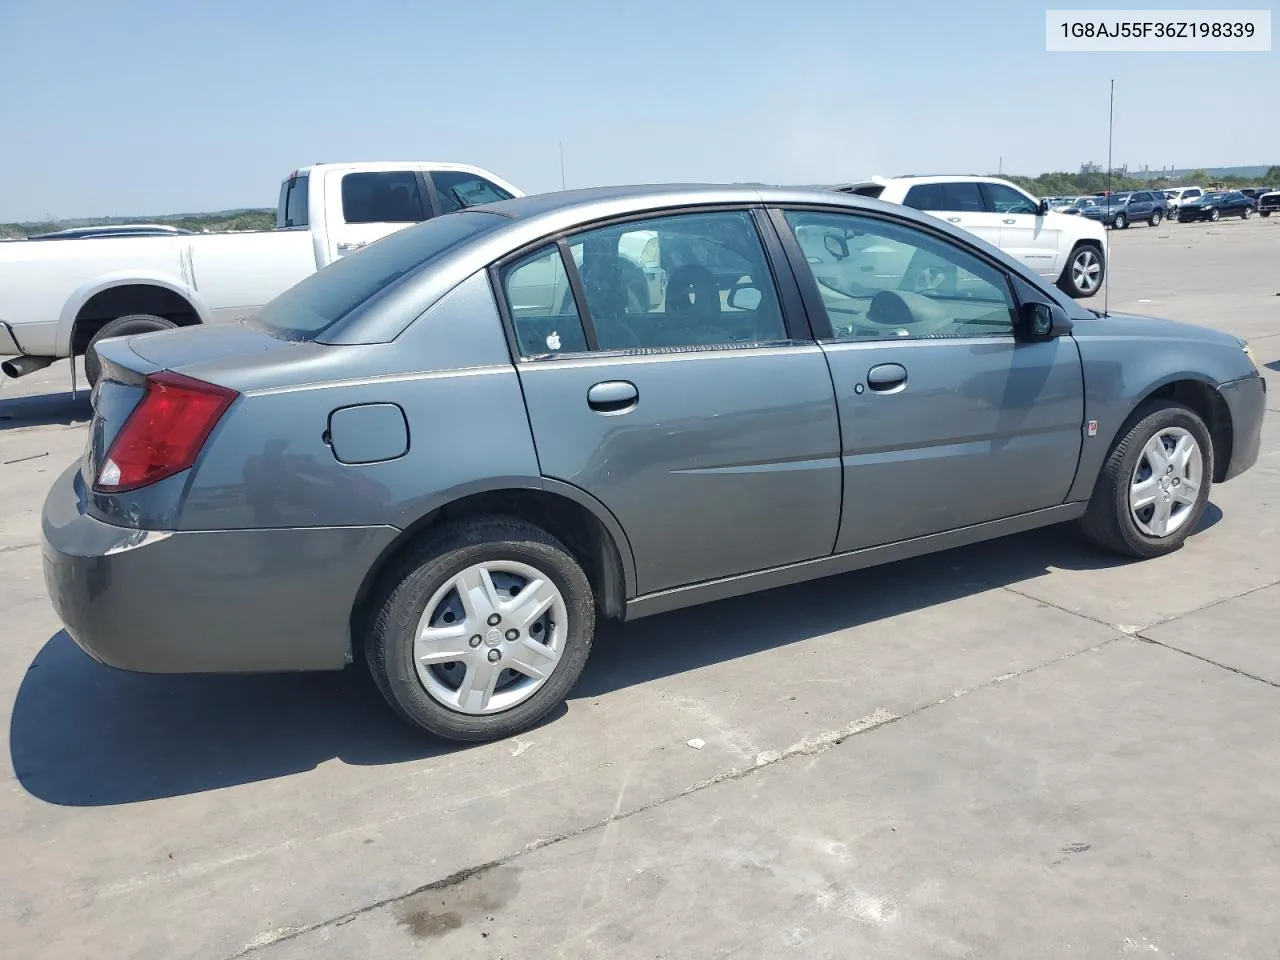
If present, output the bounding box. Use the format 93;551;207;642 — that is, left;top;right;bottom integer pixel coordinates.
866;363;907;393
587;380;638;413
1002;218;1016;224
946;216;962;223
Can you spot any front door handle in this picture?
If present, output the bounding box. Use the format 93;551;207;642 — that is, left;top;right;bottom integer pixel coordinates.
587;380;638;413
1002;218;1017;224
946;216;962;223
866;363;907;393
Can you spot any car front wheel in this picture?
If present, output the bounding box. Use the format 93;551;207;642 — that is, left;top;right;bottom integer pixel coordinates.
365;516;596;742
1079;401;1213;559
1058;244;1104;298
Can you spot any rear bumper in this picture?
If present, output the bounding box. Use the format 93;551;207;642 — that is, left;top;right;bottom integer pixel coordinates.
1220;374;1266;482
41;463;398;673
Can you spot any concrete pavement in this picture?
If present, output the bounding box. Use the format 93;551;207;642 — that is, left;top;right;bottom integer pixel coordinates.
1;216;1277;959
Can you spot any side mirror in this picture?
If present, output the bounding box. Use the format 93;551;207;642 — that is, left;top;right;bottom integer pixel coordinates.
727;284;763;311
1038;197;1051;216
823;232;849;260
1017;300;1073;341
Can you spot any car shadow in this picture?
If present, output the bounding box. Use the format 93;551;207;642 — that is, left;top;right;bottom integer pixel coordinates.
0;390;91;430
9;510;1220;808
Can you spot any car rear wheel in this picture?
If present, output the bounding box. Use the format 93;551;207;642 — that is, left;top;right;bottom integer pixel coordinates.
365;516;595;742
84;314;177;387
1057;244;1104;298
1149;210;1162;226
1242;206;1252;219
1113;212;1127;229
1079;401;1213;559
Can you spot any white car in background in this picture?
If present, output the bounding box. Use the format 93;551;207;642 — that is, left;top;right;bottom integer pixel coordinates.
1164;186;1204;217
832;175;1109;299
0;161;523;386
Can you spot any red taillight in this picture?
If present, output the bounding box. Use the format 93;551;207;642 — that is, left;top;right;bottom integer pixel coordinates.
94;371;238;493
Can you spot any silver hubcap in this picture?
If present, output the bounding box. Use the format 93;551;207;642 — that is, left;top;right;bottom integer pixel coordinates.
1072;250;1101;292
1129;427;1202;538
413;561;567;715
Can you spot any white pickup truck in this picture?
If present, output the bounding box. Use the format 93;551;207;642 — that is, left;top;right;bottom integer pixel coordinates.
0;161;523;386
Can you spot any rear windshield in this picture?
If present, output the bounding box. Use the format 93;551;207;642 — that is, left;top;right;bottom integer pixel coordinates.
251;211;504;340
277;175;309;228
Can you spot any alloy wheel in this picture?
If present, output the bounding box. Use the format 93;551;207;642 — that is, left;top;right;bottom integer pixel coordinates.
1071;248;1102;294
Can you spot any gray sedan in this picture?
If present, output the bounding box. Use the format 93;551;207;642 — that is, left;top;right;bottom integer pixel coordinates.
42;185;1267;742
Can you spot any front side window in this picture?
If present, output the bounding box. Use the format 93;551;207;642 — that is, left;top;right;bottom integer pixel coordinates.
782;210;1015;342
340;171;427;224
983;183;1038;215
433;171;514;213
501;245;589;357
564;210;788;351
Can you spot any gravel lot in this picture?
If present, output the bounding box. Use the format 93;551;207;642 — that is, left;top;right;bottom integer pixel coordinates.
2;216;1278;959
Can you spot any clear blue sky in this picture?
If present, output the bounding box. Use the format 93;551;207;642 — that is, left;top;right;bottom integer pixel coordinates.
0;0;1275;221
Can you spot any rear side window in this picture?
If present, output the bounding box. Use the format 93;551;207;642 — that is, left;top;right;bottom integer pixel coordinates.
903;182;984;212
252;211;503;340
433;171;514;213
277;175;309;228
341;171;427;224
501;246;590;357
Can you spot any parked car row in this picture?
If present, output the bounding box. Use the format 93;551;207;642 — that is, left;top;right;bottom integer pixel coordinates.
1050;185;1278;228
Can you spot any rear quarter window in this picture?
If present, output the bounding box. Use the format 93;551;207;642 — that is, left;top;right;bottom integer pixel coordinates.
251;211;504;340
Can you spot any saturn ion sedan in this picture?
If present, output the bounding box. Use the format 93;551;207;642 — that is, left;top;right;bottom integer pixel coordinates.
42;184;1266;742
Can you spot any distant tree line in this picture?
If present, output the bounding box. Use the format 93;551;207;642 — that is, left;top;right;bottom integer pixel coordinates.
4;165;1280;238
0;209;276;240
1004;166;1280;197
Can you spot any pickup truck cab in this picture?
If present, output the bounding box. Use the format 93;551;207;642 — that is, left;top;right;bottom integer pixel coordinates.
0;161;522;385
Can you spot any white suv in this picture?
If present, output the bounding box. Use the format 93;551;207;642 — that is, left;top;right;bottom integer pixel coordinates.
833;175;1109;299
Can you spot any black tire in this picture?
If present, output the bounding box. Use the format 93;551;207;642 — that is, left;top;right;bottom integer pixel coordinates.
1079;401;1214;559
1056;243;1105;299
1149;209;1162;227
84;314;177;386
1209;208;1220;222
1261;211;1271;217
365;516;596;742
1113;212;1127;230
1241;206;1252;219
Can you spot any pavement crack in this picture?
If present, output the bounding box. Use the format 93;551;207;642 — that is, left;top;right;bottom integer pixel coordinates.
223;636;1117;958
1135;633;1280;690
0;541;40;554
1142;576;1280;631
